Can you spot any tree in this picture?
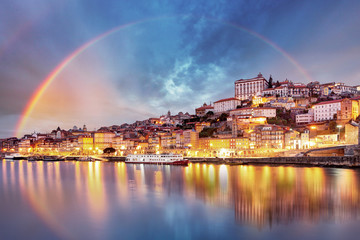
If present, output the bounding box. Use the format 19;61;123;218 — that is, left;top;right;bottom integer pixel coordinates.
219;113;229;122
199;127;217;138
275;81;281;88
268;75;273;88
205;111;214;116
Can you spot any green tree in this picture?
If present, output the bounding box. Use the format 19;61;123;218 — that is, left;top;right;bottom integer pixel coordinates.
199;127;217;138
268;75;273;88
219;113;229;122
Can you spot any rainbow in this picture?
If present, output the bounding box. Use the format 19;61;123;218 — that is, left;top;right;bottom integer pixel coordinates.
15;16;313;137
15;18;153;137
221;20;314;83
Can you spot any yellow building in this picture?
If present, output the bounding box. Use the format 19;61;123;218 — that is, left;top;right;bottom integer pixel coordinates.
252;95;268;107
198;137;249;150
78;136;94;153
93;131;115;150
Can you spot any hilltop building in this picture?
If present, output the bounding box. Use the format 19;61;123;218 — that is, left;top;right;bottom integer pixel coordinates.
235;73;268;100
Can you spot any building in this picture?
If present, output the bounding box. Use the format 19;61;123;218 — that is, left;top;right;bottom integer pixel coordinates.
313;98;360;122
230;107;276;118
183;130;199;148
195;103;214;116
235;73;268;100
296;109;314;125
93;130;115;150
249;125;286;149
313;99;342;122
78;135;94;153
214;98;241;113
268;97;295;110
288;84;310;97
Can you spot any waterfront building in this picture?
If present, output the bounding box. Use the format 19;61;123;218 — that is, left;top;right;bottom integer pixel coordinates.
284;129;310;149
214;97;241;113
183;129;199;148
78;135;94;153
198;137;249;150
235;73;268;100
160;133;176;149
93;130;115;150
249;125;286;149
18;139;31;153
148;134;160;150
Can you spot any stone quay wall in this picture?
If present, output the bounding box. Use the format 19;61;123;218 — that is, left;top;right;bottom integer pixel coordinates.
188;156;360;168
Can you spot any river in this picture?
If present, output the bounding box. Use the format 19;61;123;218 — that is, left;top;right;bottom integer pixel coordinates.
1;160;360;239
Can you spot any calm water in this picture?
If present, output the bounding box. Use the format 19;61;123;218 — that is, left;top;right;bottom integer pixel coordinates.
1;160;360;240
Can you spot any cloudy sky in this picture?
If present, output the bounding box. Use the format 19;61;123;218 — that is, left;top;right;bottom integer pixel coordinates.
1;0;360;138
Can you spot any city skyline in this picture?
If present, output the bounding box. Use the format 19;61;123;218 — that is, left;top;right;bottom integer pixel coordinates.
1;0;360;138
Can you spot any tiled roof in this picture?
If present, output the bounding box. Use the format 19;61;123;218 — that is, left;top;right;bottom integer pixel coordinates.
313;99;344;106
196;105;214;111
214;97;240;103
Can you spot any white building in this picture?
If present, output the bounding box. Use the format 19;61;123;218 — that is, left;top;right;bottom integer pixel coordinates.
296;110;314;125
313;99;342;122
230;107;276;118
235;73;268;100
214;98;241;113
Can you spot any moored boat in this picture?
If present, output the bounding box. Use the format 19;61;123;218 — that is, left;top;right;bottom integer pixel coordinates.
125;154;188;165
4;153;26;160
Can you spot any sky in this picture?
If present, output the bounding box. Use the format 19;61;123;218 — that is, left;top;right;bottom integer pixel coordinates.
0;0;360;138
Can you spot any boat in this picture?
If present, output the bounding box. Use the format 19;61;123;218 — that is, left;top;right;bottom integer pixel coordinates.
4;153;26;160
125;154;188;165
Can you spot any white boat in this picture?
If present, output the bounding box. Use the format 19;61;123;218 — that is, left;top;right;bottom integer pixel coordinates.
125;154;188;165
4;153;26;160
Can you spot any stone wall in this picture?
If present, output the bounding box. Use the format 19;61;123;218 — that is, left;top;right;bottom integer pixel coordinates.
189;156;360;167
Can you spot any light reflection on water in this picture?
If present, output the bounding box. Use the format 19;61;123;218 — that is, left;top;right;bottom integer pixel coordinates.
1;160;360;239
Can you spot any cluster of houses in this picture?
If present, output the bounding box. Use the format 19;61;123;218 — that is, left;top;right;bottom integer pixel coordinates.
1;73;360;157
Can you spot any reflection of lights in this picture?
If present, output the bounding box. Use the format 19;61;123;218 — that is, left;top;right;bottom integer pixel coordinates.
219;164;228;192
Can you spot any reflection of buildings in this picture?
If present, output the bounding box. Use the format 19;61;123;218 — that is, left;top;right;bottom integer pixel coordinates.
182;164;360;228
3;161;360;231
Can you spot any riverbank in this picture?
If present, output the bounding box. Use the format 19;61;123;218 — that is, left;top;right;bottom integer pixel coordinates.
188;156;360;168
2;154;360;168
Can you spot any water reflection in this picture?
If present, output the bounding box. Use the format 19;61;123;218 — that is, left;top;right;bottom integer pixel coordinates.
1;160;360;239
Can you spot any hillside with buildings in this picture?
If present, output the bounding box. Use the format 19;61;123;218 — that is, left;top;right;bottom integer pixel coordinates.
2;73;360;157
